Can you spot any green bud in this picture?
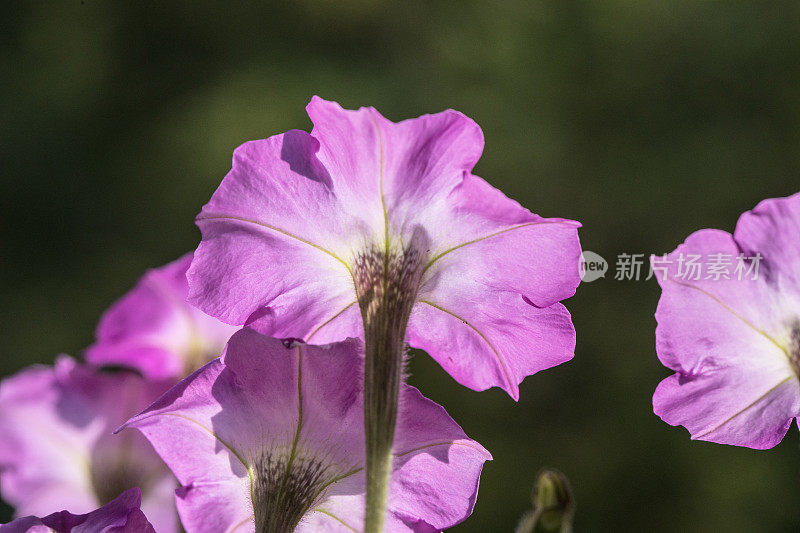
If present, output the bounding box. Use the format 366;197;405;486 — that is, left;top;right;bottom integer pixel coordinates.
516;469;574;533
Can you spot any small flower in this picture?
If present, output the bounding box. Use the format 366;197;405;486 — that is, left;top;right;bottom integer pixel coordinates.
119;329;491;532
0;358;179;532
652;192;800;449
0;488;154;533
187;97;581;399
86;254;238;379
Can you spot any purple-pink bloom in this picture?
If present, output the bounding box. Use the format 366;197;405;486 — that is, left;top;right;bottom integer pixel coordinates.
86;254;238;380
0;358;179;532
187;97;581;399
119;329;491;532
0;488;154;533
652;192;800;449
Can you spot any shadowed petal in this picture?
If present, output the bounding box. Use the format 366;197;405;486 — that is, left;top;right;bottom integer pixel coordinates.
0;488;155;533
45;488;154;533
0;516;48;533
302;302;362;345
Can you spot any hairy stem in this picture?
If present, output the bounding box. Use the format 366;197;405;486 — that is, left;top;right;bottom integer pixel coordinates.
355;240;424;533
363;309;406;533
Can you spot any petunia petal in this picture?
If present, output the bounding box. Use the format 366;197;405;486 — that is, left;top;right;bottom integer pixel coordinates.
408;296;575;400
389;386;490;529
0;362;97;518
305;97;387;233
0;488;155;533
0;357;177;531
375;111;484;239
201;128;375;250
175;480;252;533
420;174;582;308
307;97;484;236
301;302;362;345
388;445;486;531
87;254;237;379
301;474;365;532
188;129;363;339
734;192;800;291
653;367;800;449
0;516;49;533
405;175;581;399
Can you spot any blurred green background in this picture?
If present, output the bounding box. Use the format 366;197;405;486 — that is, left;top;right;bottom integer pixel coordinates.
2;1;800;531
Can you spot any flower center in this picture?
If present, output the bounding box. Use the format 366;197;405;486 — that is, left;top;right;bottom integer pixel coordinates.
790;319;800;376
90;430;166;508
91;456;150;506
184;336;219;375
251;450;334;533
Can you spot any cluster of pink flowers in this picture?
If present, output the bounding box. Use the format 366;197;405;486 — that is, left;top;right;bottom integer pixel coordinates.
0;99;582;532
3;96;796;532
0;256;232;532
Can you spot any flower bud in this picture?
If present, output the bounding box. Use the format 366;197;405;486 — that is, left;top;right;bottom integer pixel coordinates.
516;469;574;533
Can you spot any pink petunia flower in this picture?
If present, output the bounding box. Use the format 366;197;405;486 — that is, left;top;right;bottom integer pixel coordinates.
119;329;492;532
0;358;179;532
187;97;580;529
652;192;800;449
0;488;154;533
187;97;581;399
86;254;239;380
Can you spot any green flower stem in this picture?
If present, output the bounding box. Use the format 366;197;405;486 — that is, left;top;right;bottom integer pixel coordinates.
362;305;405;533
355;245;422;533
355;239;423;533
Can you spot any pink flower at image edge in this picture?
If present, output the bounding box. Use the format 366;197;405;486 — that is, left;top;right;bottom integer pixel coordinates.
652;192;800;449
